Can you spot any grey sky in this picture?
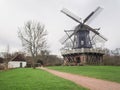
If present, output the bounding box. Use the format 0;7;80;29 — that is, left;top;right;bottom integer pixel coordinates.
0;0;120;56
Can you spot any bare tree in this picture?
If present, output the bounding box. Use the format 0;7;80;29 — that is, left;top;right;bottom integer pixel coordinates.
111;48;120;56
18;21;47;68
3;44;11;70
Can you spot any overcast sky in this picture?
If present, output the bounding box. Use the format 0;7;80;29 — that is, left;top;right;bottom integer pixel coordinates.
0;0;120;56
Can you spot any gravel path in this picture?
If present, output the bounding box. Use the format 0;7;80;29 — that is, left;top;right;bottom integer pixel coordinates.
39;67;120;90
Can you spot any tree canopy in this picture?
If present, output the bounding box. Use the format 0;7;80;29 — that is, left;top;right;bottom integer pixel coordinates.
18;21;48;68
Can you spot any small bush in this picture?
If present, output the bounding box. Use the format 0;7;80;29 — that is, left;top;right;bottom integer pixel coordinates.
103;55;120;66
0;64;5;70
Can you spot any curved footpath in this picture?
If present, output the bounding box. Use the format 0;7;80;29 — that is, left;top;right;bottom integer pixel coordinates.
39;67;120;90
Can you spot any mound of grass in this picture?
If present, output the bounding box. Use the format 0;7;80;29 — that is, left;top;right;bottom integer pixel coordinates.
48;66;120;83
0;68;88;90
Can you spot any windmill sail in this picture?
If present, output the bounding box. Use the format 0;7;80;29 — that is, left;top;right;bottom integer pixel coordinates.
61;8;82;23
90;31;106;48
60;30;75;44
83;7;103;24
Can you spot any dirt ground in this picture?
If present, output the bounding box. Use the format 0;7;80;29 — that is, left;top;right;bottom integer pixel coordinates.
39;67;120;90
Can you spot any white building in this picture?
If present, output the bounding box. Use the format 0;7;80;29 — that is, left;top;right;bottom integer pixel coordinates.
8;61;26;68
8;54;27;68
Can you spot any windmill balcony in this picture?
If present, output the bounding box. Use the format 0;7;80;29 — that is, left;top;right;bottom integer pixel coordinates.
61;48;105;55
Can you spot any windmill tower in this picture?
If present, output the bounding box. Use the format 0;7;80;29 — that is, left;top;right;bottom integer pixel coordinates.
60;7;107;65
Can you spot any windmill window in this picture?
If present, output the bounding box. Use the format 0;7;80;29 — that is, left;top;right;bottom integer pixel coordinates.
81;40;84;45
89;42;91;45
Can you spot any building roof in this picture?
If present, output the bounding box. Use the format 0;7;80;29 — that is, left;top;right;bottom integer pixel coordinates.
0;57;4;63
11;54;26;61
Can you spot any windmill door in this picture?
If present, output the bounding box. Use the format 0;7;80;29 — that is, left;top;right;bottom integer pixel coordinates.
20;62;22;68
76;57;81;63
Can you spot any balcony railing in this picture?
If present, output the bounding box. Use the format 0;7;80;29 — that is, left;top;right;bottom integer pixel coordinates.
61;48;105;55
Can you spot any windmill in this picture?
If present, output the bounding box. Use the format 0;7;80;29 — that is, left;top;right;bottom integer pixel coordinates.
60;7;107;65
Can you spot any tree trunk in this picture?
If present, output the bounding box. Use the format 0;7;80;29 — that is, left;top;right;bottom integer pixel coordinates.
5;62;8;70
32;57;37;69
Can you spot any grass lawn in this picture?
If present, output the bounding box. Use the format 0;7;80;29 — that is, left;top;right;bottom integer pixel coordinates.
0;68;88;90
48;66;120;83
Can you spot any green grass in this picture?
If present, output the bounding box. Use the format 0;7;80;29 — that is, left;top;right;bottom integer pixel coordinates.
48;66;120;83
0;68;88;90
